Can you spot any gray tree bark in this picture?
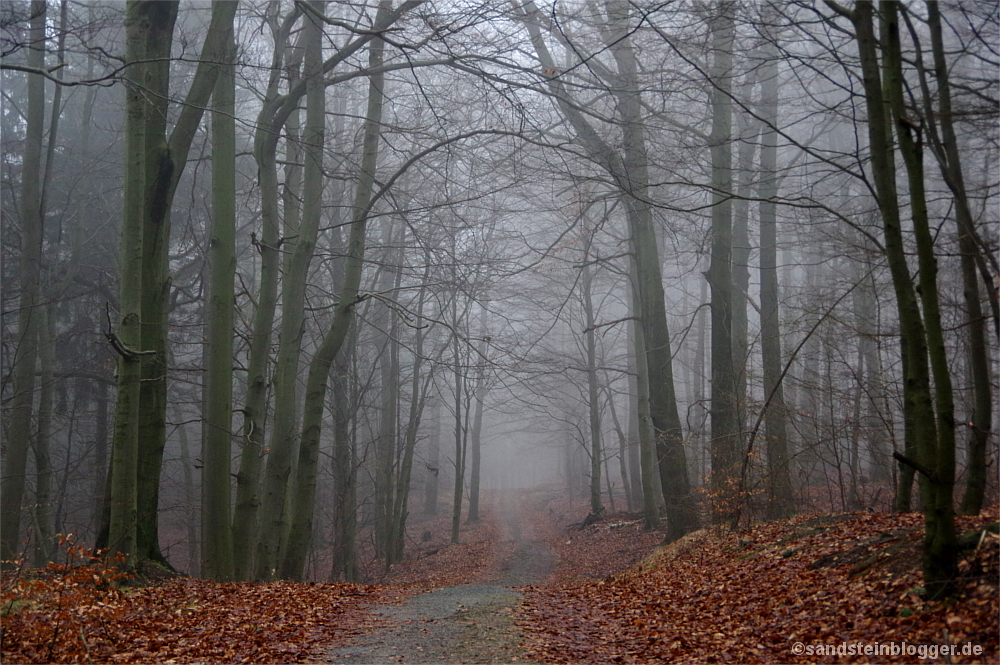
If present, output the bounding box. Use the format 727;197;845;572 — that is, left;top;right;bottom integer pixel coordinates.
582;258;604;517
201;6;237;580
837;0;957;598
280;1;390;579
757;20;794;519
707;0;740;524
258;0;326;580
232;3;302;581
109;0;179;569
919;1;992;516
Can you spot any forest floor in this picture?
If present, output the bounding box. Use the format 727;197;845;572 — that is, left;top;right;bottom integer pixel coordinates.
1;488;997;663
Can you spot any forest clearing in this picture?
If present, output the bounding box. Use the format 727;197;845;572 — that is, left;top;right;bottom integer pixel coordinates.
2;490;998;663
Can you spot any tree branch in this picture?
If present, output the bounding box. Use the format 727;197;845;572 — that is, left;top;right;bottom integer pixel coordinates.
893;451;939;483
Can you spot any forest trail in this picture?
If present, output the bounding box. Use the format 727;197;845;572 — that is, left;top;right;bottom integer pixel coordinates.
3;495;995;664
326;491;556;663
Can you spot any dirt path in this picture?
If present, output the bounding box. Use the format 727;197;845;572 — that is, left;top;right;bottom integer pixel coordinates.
327;492;553;664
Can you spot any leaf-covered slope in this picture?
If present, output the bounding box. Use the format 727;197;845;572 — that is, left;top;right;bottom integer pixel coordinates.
519;511;999;664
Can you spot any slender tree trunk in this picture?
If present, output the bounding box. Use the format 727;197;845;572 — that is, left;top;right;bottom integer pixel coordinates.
450;284;465;545
232;6;299;583
466;304;488;525
605;380;633;512
707;0;740;524
625;319;642;511
175;409;200;577
281;2;389;578
330;324;358;582
423;398;441;516
201;10;237;580
732;70;760;413
466;375;485;524
373;219;400;559
846;0;957;597
91;381;109;539
605;0;698;539
694;278;709;486
920;1;992;516
32;0;67;562
757;23;793;519
582;261;604;517
1;0;45;568
893;336;917;512
32;304;55;566
390;261;433;562
35;11;75;557
631;268;659;529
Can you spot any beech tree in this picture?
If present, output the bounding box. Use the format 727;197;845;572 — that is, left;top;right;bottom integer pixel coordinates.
823;0;966;598
514;0;699;540
105;0;238;569
201;0;237;581
1;0;45;568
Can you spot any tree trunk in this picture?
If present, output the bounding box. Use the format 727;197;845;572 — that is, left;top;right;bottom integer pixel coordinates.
373;219;400;559
921;1;992;516
847;0;957;598
625;318;642;511
466;371;485;524
1;0;44;568
450;282;466;545
174;409;200;577
329;324;358;582
201;8;237;580
423;398;441;516
707;0;740;524
466;304;488;525
605;379;633;513
281;2;389;578
110;0;178;569
604;0;698;540
757;22;794;519
33;304;55;566
256;10;322;579
582;260;604;517
630;269;659;529
390;259;433;562
732;70;760;414
91;380;109;541
233;3;300;583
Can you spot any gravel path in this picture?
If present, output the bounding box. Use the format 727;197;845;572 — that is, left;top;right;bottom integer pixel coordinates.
327;493;553;664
